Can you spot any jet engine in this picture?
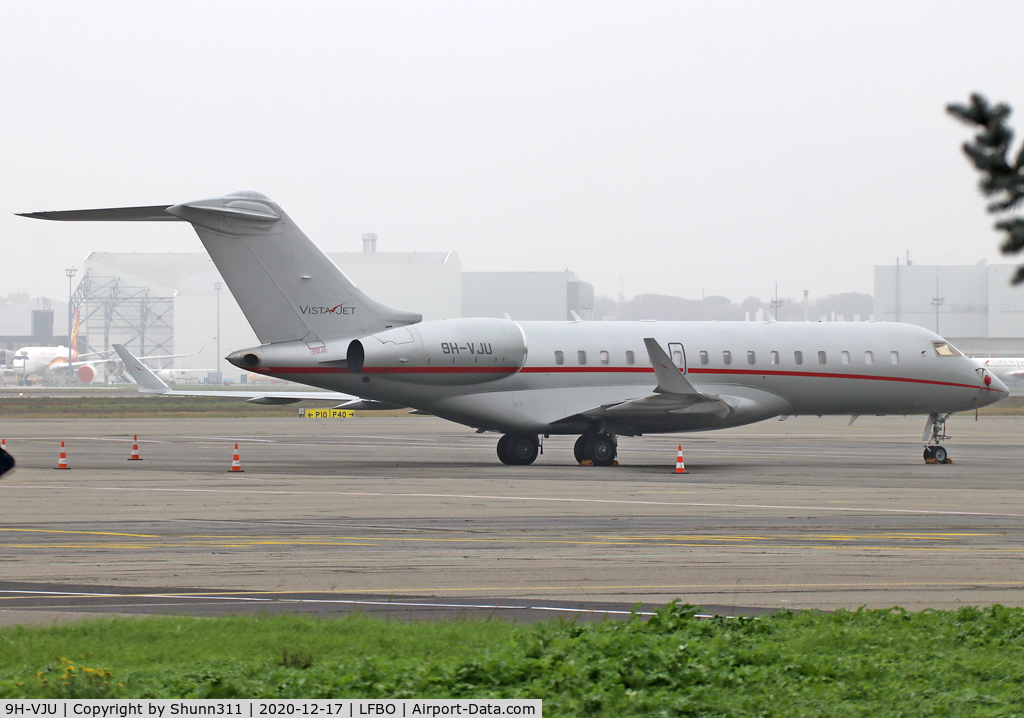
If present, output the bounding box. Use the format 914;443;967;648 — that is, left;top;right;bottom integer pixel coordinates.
346;318;527;385
77;365;95;383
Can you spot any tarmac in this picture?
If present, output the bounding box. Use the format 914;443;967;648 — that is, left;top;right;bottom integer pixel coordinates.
0;414;1022;625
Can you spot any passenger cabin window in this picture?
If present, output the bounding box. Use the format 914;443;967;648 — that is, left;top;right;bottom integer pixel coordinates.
865;351;873;365
625;350;635;365
672;349;684;365
932;341;964;357
554;351;564;366
577;350;587;365
599;350;610;365
747;351;756;365
818;351;827;365
841;351;850;365
770;351;779;365
890;351;899;365
699;350;709;365
722;351;732;366
794;351;803;365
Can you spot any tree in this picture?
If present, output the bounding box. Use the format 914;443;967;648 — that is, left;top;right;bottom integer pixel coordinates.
947;93;1024;283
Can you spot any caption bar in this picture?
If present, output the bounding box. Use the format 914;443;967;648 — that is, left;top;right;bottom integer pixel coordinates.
2;701;540;717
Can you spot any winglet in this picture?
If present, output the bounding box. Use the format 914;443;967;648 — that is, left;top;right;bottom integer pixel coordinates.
113;344;172;394
643;338;699;395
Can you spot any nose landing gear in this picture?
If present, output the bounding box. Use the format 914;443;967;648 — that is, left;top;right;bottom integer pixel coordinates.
923;413;953;464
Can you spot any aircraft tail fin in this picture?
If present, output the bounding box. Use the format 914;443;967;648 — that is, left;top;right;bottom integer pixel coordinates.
70;310;80;362
21;191;421;344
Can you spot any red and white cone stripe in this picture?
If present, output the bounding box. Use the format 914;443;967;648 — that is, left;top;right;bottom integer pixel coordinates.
675;445;686;474
128;434;141;461
56;441;69;470
230;443;244;472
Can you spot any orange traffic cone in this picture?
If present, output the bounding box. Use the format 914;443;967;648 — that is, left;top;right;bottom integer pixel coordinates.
675;445;686;474
1;438;6;451
128;434;141;460
56;441;69;470
230;443;244;472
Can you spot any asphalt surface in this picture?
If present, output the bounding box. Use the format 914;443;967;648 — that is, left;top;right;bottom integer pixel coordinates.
0;414;1022;625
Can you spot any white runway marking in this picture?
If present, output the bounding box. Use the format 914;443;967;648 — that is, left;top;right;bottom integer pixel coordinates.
0;589;663;617
13;483;1024;519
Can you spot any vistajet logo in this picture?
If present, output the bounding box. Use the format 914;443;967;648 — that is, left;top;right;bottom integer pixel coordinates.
299;303;356;316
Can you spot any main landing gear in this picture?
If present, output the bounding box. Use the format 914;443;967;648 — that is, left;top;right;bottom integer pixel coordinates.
573;433;617;467
923;413;952;464
497;433;539;465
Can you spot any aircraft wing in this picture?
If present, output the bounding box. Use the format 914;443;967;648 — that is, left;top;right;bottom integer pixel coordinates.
553;338;732;428
112;344;398;408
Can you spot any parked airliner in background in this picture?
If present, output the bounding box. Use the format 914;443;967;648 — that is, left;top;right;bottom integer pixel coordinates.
21;190;1008;465
974;356;1024;385
1;311;115;384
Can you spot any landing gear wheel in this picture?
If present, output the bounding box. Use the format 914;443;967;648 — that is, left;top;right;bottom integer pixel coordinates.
933;446;948;463
584;434;617;467
499;433;539;466
497;435;512;465
573;435;588;465
923;446;935;461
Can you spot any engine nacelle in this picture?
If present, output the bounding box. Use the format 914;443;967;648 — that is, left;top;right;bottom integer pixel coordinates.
347;318;527;385
77;365;95;383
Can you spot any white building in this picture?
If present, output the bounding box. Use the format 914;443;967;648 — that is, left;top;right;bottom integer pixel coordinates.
462;271;595;321
874;260;1024;355
0;297;68;352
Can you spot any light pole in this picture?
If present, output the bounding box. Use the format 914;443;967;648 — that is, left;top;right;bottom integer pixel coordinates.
931;279;945;335
769;283;784;320
65;267;77;379
214;281;222;375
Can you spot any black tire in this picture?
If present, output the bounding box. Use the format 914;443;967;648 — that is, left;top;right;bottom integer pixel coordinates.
574;435;588;464
923;446;935;461
497;435;512;465
585;434;616;467
506;434;539;466
933;446;948;463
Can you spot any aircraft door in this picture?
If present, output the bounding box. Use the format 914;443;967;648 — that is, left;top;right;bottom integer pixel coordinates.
668;342;687;374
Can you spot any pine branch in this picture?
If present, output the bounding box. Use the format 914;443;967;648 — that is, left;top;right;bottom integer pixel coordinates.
947;93;1024;284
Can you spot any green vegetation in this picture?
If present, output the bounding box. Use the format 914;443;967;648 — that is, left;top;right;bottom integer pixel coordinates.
977;395;1024;415
2;604;1024;714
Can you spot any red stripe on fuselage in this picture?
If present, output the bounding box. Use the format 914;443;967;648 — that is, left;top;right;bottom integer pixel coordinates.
256;364;995;391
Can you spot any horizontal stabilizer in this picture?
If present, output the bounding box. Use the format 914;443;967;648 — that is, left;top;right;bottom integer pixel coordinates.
17;206;181;222
113;344;359;403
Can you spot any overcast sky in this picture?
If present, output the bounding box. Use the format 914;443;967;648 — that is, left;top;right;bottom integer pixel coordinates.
3;1;1023;304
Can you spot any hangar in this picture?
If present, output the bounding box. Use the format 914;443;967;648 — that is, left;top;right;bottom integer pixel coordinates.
874;259;1024;356
74;244;594;382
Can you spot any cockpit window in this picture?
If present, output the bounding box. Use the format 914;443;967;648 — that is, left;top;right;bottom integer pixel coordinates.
932;341;963;357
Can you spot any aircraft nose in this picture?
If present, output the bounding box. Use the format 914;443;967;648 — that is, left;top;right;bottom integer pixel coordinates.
977;368;1009;405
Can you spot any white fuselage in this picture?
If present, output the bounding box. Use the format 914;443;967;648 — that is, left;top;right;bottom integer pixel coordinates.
235;318;1006;436
8;346;72;378
974;356;1024;384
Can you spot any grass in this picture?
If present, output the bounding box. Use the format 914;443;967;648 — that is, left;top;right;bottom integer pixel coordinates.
0;396;412;419
977;396;1024;415
1;604;1024;714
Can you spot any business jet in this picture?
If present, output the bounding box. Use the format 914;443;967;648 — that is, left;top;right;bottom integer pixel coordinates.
973;356;1024;385
20;190;1008;465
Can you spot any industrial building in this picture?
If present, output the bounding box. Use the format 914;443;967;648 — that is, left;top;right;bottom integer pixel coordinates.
0;297;69;352
64;240;593;382
874;260;1024;355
